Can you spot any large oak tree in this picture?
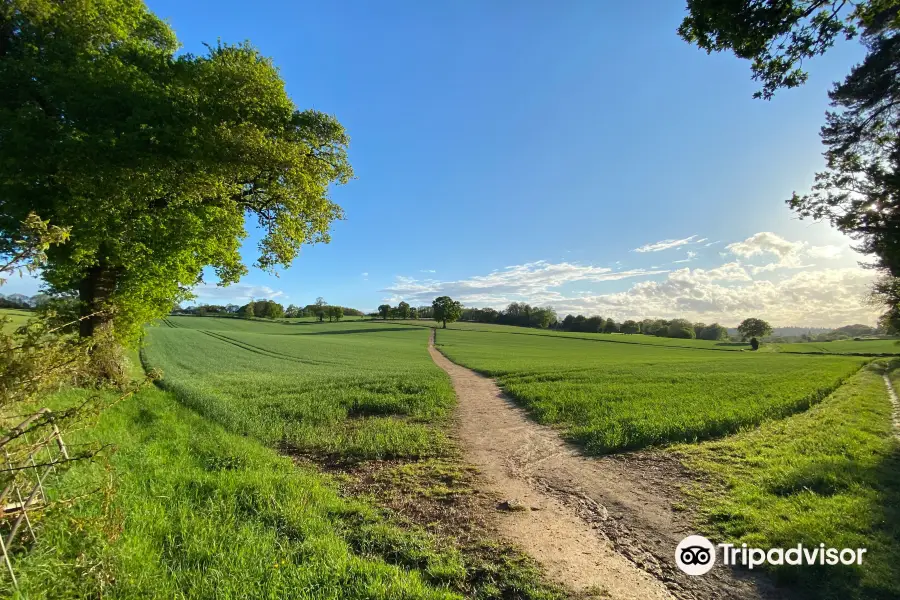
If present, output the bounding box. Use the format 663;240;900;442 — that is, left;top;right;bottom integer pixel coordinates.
0;0;352;340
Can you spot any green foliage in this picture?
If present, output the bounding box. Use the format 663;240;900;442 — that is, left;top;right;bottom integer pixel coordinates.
431;297;461;329
397;302;410;319
378;304;391;320
434;329;865;454
620;320;640;334
666;319;695;339
239;299;284;319
145;318;455;460
680;363;900;599
696;322;728;341
738;317;773;340
678;0;874;99
0;0;352;341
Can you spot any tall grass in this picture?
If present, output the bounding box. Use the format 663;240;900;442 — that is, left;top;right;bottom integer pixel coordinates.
679;363;900;599
434;329;866;453
7;385;465;599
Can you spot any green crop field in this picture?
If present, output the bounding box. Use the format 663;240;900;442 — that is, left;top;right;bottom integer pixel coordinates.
144;317;455;460
15;322;560;600
680;362;900;599
383;319;900;355
0;307;33;332
433;328;867;454
774;339;900;355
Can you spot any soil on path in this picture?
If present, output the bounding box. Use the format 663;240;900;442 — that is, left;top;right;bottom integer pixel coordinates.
428;329;784;600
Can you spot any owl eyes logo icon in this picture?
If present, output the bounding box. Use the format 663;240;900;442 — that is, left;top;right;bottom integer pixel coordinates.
675;535;716;575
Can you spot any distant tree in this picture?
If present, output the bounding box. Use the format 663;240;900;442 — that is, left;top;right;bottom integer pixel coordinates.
534;307;557;329
737;318;773;341
603;319;619;334
327;305;343;322
562;314;575;330
378;304;391;320
397;301;410;319
284;304;299;318
409;307;418;319
620;320;640;334
432;296;462;329
667;319;696;339
238;302;255;319
697;323;728;341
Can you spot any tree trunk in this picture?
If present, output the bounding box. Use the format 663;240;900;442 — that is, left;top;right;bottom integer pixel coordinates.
78;264;117;337
442;320;446;329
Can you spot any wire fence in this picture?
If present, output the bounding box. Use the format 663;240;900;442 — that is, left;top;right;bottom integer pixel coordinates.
0;408;70;590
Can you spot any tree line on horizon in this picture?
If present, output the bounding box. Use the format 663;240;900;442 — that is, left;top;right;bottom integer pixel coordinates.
173;297;364;322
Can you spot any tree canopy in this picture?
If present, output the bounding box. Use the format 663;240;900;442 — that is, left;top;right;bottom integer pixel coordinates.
738;317;773;340
378;304;391;320
432;296;462;329
0;0;352;341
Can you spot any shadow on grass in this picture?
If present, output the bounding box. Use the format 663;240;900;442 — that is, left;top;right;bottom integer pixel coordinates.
773;445;900;600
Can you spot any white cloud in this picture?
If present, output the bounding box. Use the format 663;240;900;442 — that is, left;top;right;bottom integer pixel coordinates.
633;235;698;253
378;231;878;326
382;261;668;306
806;245;844;259
555;267;877;327
726;232;845;274
727;232;802;259
420;269;436;273
191;283;286;304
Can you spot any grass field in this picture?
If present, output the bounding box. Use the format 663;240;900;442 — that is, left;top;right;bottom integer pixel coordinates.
12;326;561;599
144;317;454;460
680;362;900;599
0;307;33;332
382;319;900;355
12;314;898;598
433;328;867;453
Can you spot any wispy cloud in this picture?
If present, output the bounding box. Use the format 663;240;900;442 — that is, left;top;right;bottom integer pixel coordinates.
672;250;698;264
633;235;698;253
382;261;667;306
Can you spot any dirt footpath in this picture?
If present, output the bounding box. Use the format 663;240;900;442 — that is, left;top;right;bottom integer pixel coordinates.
428;330;782;600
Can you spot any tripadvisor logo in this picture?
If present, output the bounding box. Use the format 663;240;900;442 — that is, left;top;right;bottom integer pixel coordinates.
676;535;716;575
675;535;867;576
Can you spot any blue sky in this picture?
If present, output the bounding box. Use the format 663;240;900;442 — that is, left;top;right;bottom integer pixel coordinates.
4;1;881;326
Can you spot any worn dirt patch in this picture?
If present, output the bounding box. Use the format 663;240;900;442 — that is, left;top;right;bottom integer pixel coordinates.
429;329;785;600
885;374;900;438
